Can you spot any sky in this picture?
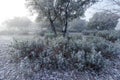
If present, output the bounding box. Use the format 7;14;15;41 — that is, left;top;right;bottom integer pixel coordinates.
0;0;30;31
0;0;28;21
85;0;113;20
0;0;119;31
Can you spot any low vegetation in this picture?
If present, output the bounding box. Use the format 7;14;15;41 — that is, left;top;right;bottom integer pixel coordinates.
10;31;120;72
82;30;120;42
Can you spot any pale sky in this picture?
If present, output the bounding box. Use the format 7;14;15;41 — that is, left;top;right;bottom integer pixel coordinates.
0;0;28;21
85;0;113;21
0;0;30;30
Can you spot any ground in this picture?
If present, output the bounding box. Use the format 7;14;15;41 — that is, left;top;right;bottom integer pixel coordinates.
0;35;120;80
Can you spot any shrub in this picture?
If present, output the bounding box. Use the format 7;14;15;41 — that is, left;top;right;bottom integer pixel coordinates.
96;30;120;42
10;39;45;61
10;36;118;71
82;30;120;42
78;36;119;59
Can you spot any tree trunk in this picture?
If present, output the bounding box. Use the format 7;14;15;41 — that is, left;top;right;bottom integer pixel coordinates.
63;9;68;37
63;2;70;37
50;19;57;36
48;10;57;37
63;19;68;37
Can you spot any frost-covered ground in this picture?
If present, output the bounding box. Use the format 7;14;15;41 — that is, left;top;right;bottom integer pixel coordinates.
0;35;120;80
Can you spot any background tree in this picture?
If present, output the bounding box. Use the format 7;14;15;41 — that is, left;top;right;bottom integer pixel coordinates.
2;17;46;35
4;17;32;28
88;11;119;30
68;18;88;32
3;17;32;34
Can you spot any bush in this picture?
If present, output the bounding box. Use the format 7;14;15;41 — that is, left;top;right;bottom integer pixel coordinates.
79;36;119;59
96;30;120;42
10;36;119;71
10;39;45;61
82;30;120;42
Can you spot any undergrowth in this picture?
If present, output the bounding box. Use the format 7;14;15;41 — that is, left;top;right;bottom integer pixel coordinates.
10;35;119;72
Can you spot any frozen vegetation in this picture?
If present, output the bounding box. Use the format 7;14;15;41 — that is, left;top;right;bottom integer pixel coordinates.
0;31;120;80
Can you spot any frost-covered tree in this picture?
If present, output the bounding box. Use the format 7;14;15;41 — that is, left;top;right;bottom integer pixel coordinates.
88;12;119;30
26;0;98;36
3;17;32;34
69;18;88;32
3;17;41;35
4;17;32;28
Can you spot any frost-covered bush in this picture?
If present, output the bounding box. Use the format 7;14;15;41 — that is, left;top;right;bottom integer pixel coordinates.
82;30;120;42
96;30;120;42
79;36;119;59
10;39;46;61
10;36;119;71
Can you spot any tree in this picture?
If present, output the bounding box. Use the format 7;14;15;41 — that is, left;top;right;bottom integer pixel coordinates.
26;0;98;36
3;17;36;35
88;11;119;30
3;17;32;28
68;18;88;32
